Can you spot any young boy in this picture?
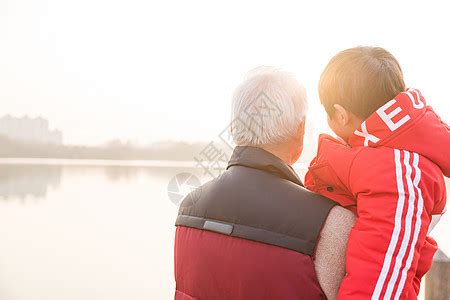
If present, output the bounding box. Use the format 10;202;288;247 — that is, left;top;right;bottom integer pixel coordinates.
305;47;449;299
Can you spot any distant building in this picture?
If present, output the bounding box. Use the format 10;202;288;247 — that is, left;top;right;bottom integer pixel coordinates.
0;115;63;145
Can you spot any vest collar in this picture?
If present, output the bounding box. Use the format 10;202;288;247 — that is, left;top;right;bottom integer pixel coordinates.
227;146;303;186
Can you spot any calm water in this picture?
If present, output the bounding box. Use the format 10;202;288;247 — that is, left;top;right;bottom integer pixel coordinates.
0;159;448;300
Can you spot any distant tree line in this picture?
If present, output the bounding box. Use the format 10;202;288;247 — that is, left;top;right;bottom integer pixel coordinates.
0;135;225;161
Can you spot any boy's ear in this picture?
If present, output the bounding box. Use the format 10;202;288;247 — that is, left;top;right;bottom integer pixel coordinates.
333;104;351;126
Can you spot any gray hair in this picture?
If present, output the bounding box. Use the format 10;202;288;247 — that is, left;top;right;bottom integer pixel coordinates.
231;66;307;146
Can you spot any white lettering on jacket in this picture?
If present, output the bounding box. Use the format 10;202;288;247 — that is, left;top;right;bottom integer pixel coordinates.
405;90;425;109
354;121;380;147
377;99;411;132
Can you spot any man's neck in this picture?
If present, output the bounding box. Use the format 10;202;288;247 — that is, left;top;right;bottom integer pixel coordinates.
259;144;295;166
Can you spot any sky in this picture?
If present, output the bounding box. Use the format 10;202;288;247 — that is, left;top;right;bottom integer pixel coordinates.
0;0;449;145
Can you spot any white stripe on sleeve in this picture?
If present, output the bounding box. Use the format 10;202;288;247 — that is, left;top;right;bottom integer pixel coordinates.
371;149;407;300
384;151;416;299
394;153;424;300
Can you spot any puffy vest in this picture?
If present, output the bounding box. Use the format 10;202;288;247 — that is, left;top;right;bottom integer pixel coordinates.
175;146;336;299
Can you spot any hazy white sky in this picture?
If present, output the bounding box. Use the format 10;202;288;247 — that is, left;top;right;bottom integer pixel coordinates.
0;0;449;145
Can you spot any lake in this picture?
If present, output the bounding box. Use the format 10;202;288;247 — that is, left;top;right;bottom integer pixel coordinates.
0;159;448;300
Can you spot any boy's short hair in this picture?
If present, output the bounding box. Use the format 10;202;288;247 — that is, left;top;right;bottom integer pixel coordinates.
319;46;406;120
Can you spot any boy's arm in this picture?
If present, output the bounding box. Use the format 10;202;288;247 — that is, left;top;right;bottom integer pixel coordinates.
338;148;445;300
314;206;355;300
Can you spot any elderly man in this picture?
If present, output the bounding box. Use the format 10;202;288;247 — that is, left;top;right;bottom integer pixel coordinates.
174;67;355;300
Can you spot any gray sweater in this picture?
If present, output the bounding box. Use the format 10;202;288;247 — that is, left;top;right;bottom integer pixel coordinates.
314;206;355;300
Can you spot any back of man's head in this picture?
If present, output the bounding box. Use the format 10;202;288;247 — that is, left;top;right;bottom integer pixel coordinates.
231;66;307;146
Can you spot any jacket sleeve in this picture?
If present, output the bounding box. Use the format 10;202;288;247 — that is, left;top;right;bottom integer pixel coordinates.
337;148;445;300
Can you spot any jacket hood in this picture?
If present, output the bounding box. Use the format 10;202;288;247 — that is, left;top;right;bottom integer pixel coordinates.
348;88;450;177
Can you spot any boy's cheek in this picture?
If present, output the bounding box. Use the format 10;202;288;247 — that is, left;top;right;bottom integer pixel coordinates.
327;117;340;135
326;115;333;129
328;118;350;142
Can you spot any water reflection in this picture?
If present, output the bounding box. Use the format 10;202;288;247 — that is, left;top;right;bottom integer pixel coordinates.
0;163;204;201
0;164;62;200
104;166;143;182
0;161;183;300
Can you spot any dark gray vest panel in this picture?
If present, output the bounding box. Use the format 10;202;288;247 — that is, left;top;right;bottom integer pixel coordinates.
176;146;336;256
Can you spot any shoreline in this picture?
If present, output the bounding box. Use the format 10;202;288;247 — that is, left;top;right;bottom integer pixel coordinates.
0;157;310;170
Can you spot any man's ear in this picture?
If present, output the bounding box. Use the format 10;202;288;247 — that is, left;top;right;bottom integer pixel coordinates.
296;120;305;142
298;119;305;134
333;104;351;126
290;120;305;163
295;120;305;155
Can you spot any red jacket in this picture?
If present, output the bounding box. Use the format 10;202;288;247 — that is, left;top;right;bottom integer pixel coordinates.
306;89;448;300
